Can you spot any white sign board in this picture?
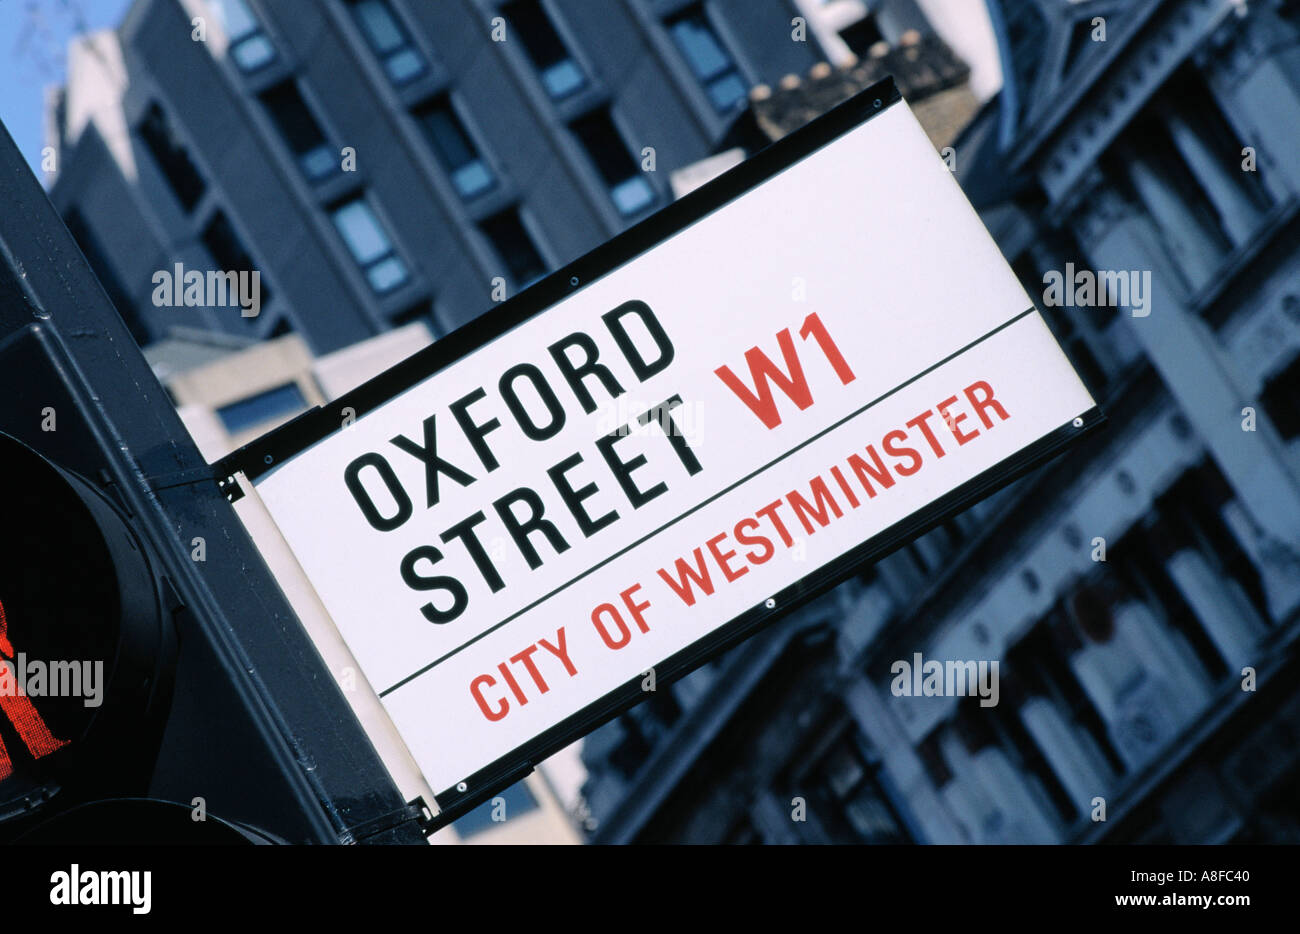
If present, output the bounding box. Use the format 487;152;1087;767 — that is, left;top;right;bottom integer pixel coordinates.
247;91;1097;802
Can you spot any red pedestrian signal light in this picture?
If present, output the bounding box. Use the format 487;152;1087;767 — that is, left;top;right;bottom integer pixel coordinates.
0;598;72;781
0;431;172;830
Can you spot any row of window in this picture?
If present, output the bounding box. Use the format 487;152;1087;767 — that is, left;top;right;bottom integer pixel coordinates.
233;0;745;207
137;0;753;340
134;1;415;328
291;0;745;216
499;0;748;115
211;0;276;72
136;100;285;330
140;94;543;313
239;0;694;304
1099;66;1276;312
666;5;749;114
348;0;427;86
414;91;656;220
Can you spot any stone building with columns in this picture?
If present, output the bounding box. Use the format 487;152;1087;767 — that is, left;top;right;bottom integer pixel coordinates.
579;0;1300;844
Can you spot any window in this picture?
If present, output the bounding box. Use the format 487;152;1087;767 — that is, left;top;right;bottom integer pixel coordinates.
329;196;410;293
782;726;909;845
1003;606;1129;778
210;0;276;72
1107;126;1228;293
346;0;427;85
1141;468;1270;648
451;780;538;838
201;211;272;309
480;208;546;289
413;97;495;199
216;382;307;433
569;109;654;217
813;739;908;844
138;103;205;213
1161;68;1274;243
665;6;746;114
1104;68;1275;296
981;686;1081;825
501;0;585;100
259;82;336;181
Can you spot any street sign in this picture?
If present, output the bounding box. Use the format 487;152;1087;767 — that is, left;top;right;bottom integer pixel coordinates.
222;80;1100;815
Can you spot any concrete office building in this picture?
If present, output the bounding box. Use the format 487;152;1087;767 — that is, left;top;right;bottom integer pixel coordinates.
45;0;850;353
578;0;1300;844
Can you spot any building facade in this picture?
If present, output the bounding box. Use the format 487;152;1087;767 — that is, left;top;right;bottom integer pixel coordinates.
46;0;842;353
578;0;1300;844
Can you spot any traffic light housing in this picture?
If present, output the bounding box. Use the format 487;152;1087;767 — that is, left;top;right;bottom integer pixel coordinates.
0;429;175;833
0;119;426;844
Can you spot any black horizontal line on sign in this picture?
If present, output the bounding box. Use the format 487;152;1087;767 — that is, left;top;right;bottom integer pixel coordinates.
378;306;1039;698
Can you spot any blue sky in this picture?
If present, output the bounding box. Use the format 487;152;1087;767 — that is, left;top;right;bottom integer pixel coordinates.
1;0;135;181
